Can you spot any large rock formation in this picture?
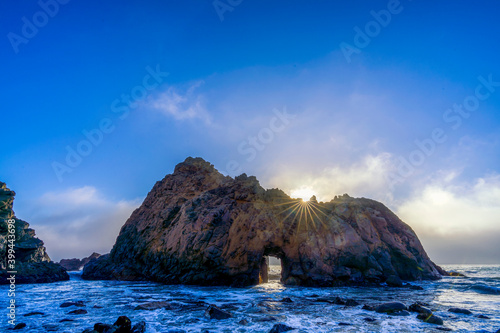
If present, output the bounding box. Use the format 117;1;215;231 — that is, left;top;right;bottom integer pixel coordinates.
58;252;101;271
0;182;69;284
83;157;443;286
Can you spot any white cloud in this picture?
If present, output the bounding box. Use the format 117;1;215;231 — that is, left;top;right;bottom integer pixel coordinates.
27;186;142;262
144;80;211;124
397;174;500;235
396;174;500;263
265;152;396;203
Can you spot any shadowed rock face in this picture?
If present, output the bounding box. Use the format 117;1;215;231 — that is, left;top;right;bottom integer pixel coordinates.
0;182;69;284
83;157;443;286
58;252;101;271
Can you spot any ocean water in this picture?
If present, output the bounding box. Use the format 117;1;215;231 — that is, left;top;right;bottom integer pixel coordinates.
1;265;499;333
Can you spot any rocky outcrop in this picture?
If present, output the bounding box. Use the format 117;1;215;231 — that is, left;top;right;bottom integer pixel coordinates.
58;252;101;271
83;157;443;286
0;181;69;284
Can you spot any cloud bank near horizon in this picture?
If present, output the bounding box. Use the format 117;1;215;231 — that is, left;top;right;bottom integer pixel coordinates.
26;186;141;262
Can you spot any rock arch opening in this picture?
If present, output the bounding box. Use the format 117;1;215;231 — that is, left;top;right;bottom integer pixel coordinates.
259;247;285;284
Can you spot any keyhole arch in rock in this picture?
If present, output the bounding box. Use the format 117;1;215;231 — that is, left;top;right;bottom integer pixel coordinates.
258;245;286;284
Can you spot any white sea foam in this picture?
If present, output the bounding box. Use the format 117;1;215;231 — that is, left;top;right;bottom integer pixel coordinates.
0;265;498;332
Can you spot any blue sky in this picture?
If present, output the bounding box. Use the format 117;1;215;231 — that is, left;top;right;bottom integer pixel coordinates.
1;0;499;263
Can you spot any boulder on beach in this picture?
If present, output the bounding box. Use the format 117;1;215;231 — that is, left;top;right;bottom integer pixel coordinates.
385;275;403;287
409;303;432;315
269;323;295;333
448;307;472;315
82;157;444;287
134;301;172;310
0;182;69;284
417;313;444;325
204;305;232;319
83;316;145;333
375;302;407;314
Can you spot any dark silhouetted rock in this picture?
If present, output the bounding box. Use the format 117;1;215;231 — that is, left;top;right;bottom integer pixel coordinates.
269;323;294;333
363;317;376;322
280;297;293;303
23;311;44;316
134;301;171;310
238;319;249;325
60;301;85;308
58;252;101;271
59;318;74;322
448;307;472;315
131;321;146;333
386;275;403;287
409;303;432;314
375;302;407;313
0;182;69;284
68;309;87;315
390;310;410;316
417;313;444;325
204;305;232;320
94;323;113;333
477;314;490;319
254;316;278;322
114;316;132;332
362;304;375;311
332;296;345;305
345;298;360;306
13;323;26;330
338;322;351;325
408;284;424;290
82;157;444;286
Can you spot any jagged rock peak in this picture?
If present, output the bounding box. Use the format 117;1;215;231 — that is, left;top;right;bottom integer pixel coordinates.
0;181;69;284
0;182;16;220
173;157;219;175
58;252;101;271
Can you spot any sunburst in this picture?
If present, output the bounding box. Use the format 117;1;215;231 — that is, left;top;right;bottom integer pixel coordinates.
274;194;330;235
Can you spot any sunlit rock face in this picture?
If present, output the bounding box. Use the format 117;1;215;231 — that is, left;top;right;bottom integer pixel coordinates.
83;157;443;286
0;182;69;284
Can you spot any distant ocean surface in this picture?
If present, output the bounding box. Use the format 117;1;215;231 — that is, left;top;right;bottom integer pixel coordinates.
1;265;499;332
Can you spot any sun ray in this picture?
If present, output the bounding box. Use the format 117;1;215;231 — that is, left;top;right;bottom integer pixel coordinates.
308;201;330;216
277;201;301;214
307;204;329;230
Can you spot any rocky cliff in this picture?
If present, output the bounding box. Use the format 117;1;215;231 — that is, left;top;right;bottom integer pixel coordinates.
83;157;444;286
0;182;68;284
58;252;101;271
